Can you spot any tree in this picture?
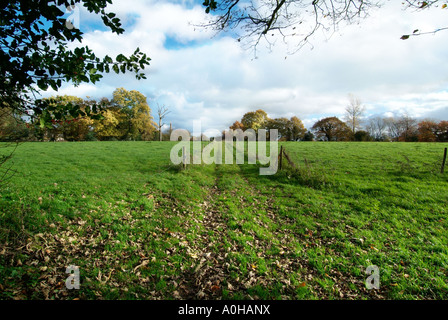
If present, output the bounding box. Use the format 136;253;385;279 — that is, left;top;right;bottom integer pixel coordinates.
289;116;306;141
312;116;351;141
241;109;269;134
201;1;447;53
384;114;418;142
366;116;388;141
229;120;245;131
1;0;151;125
35;95;95;141
345;94;365;139
201;0;378;53
302;130;315;141
437;120;448;142
266;117;290;140
156;104;170;141
93;99;127;141
397;114;418;142
418;120;438;142
0;107;32;142
354;130;373;141
112;88;156;141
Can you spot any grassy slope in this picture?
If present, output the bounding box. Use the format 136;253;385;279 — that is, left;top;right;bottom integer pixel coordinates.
0;141;447;300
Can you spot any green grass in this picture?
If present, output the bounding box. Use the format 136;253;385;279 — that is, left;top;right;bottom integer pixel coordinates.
0;141;447;300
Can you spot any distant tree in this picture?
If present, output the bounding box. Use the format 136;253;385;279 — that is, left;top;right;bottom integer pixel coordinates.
397;114;419;142
289;116;306;141
229;120;245;131
36;95;95;141
437;121;448;142
418;120;438;142
112;88;156;141
0;107;29;142
156;104;170;141
354;130;373;141
366;116;388;141
384;117;400;141
241;109;269;135
312;117;351;141
302;131;315;141
266;117;290;139
93;99;126;141
344;94;365;140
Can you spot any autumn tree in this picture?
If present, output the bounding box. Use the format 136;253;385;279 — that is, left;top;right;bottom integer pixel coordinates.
93;98;126;141
266;117;290;140
112;88;156;141
34;95;96;141
289;116;306;141
229;120;245;131
312;116;351;141
241;109;269;135
418;120;438;142
437;120;448;141
418;119;448;142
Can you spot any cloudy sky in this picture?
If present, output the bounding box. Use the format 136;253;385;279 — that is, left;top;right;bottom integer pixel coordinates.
43;0;448;132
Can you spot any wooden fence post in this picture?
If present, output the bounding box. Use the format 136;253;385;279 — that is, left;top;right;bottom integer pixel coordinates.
279;146;283;171
442;147;447;174
182;146;187;170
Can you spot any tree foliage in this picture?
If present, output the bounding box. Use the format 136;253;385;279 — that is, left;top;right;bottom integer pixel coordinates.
112;88;156;141
241;109;269;133
312;116;351;141
0;89;158;142
418;119;448;142
37;95;95;141
0;0;151;125
232;109;306;140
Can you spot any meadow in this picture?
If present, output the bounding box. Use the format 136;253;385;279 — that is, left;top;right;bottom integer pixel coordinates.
0;141;447;300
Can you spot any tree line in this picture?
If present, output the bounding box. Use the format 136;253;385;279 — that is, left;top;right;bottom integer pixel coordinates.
228;98;448;142
227;109;307;141
0;88;160;142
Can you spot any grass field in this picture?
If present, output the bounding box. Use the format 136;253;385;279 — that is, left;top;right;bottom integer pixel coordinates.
0;141;447;300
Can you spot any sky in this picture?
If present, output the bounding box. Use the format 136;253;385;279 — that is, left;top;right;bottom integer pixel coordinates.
42;0;448;132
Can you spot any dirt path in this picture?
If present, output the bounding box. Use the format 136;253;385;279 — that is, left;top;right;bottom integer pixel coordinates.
172;163;310;299
173;165;242;299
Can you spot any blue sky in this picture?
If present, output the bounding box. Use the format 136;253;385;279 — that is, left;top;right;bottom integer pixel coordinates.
44;0;448;132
